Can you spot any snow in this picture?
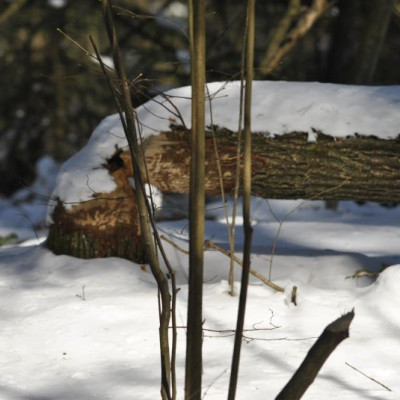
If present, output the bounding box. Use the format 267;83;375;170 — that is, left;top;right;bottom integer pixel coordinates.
51;81;400;207
47;0;67;8
92;54;114;69
138;81;400;139
2;81;400;399
2;194;400;399
0;155;59;240
50;114;126;209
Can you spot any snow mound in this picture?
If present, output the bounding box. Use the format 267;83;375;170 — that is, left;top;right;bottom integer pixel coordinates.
363;265;400;306
49;114;126;209
137;81;400;140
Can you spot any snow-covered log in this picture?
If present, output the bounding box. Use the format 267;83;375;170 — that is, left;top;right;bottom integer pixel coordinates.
47;81;400;262
47;127;400;262
144;128;400;202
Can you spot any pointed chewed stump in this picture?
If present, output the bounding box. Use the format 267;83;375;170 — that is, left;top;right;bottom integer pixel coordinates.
47;150;146;263
275;310;355;400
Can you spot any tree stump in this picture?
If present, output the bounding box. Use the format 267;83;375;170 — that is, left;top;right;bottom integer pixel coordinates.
47;127;400;263
47;150;146;263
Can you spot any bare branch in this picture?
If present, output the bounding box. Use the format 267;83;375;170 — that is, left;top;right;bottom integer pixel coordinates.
204;240;284;292
228;1;256;398
345;362;392;392
260;0;331;76
0;0;27;28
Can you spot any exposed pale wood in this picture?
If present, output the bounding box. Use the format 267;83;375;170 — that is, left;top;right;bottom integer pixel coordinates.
47;150;146;262
47;127;400;263
144;128;400;203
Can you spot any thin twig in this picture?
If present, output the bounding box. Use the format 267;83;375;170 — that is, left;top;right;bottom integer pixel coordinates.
174;324;279;335
57;28;91;56
345;362;392;392
242;335;317;342
102;2;173;399
268;179;349;280
93;38;178;311
204;240;284;293
161;235;190;254
229;2;257;395
173;326;316;342
113;5;189;40
90;36;127;134
206;85;236;296
138;92;188;130
137;120;179;400
228;17;247;297
161;233;284;292
14;213;40;242
202;369;228;400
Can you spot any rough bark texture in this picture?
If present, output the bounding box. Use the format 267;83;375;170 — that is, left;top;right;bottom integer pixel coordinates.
145;128;400;202
47;128;400;262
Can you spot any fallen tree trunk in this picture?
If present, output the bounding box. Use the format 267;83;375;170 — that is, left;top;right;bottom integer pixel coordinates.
144;128;400;202
47;127;400;262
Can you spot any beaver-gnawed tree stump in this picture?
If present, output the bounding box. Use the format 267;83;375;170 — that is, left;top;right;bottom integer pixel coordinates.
47;149;147;263
47;126;400;263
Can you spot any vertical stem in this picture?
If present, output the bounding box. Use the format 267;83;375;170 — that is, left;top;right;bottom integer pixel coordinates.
227;0;255;399
229;18;247;297
102;2;172;399
354;0;394;84
185;0;206;399
206;90;238;296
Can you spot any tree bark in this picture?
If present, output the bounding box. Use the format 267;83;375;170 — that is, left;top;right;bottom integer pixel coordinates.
47;128;400;262
144;128;400;203
185;0;206;398
275;310;354;400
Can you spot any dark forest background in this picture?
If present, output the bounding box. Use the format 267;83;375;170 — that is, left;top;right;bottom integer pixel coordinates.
1;0;399;196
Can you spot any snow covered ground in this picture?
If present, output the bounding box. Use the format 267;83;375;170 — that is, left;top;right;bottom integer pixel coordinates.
1;81;400;399
1;195;400;399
